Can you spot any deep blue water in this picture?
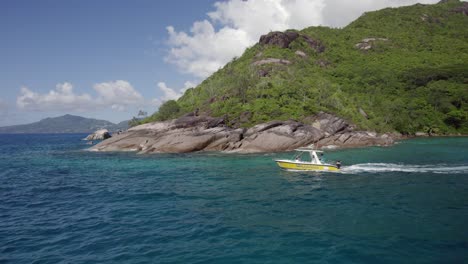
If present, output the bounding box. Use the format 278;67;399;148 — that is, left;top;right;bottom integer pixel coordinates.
1;134;467;263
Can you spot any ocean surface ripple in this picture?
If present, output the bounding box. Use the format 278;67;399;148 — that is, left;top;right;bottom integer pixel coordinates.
0;134;467;263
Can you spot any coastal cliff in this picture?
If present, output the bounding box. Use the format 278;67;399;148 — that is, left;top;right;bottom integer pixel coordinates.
94;1;467;154
90;112;396;154
161;0;467;136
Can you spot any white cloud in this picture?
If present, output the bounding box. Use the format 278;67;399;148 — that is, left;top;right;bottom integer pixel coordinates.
165;0;441;78
153;81;197;104
208;0;324;36
93;80;143;111
166;0;324;78
157;82;183;101
183;81;197;90
152;80;199;106
166;23;251;79
322;0;439;27
16;81;144;112
14;80;202;113
17;82;94;111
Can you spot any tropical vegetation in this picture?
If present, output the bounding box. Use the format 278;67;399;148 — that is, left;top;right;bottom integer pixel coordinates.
140;0;468;135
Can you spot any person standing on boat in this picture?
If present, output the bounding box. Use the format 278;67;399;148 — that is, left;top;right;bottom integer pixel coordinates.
336;160;341;169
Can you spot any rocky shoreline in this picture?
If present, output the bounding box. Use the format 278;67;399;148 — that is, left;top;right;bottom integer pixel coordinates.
89;112;399;154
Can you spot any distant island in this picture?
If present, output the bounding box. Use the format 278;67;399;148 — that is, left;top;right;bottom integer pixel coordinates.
0;114;128;134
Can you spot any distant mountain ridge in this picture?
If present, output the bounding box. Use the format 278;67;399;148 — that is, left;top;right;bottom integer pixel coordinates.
0;114;128;133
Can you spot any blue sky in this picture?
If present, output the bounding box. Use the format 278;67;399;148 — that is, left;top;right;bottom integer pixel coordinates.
0;0;440;126
1;0;217;125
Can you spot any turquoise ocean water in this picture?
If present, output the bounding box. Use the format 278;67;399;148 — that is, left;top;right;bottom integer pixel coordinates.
1;134;467;263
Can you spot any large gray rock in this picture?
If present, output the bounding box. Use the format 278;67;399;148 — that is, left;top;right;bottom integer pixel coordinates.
295;50;307;58
258;31;325;53
238;121;323;153
84;129;111;141
90;113;399;154
355;38;389;50
303;112;352;136
91;116;235;153
317;131;397;149
259;31;299;48
252;58;292;66
451;2;468;16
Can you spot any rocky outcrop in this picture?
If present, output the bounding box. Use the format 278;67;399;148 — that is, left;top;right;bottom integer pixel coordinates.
315;59;331;68
303;112;352;137
252;58;292;66
235;120;323;153
84;129;112;141
452;2;468;16
295;50;307;58
302;35;326;53
90;113;398;154
420;13;442;24
259;31;325;53
259;31;300;48
355;38;389;50
317;131;397;149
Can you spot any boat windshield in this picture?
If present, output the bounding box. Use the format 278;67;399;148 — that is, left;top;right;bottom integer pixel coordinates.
292;151;310;161
291;150;326;164
292;151;312;162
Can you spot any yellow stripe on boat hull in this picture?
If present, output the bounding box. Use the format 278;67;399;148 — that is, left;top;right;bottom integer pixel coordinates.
275;160;340;172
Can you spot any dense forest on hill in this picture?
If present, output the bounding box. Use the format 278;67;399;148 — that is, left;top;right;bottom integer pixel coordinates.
140;0;468;135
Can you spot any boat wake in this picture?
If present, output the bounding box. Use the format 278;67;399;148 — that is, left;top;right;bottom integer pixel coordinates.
342;163;468;174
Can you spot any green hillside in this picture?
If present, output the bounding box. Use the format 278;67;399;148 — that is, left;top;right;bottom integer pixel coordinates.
146;0;468;134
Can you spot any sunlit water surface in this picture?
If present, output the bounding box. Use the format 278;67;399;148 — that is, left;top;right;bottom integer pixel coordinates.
1;134;467;263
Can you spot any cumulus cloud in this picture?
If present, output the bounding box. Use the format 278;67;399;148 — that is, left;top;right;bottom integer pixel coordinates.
165;0;440;78
17;83;94;111
166;0;324;78
166;23;251;79
93;80;143;110
183;81;197;90
17;79;199;113
17;81;144;112
322;0;439;27
154;80;198;105
157;82;183;101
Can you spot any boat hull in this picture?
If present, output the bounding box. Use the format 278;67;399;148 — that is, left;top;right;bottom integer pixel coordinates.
275;160;340;172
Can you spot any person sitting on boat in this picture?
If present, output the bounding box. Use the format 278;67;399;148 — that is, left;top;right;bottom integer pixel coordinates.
336;160;341;169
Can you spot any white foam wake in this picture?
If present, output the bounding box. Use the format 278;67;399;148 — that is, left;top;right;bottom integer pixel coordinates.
342;163;468;174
